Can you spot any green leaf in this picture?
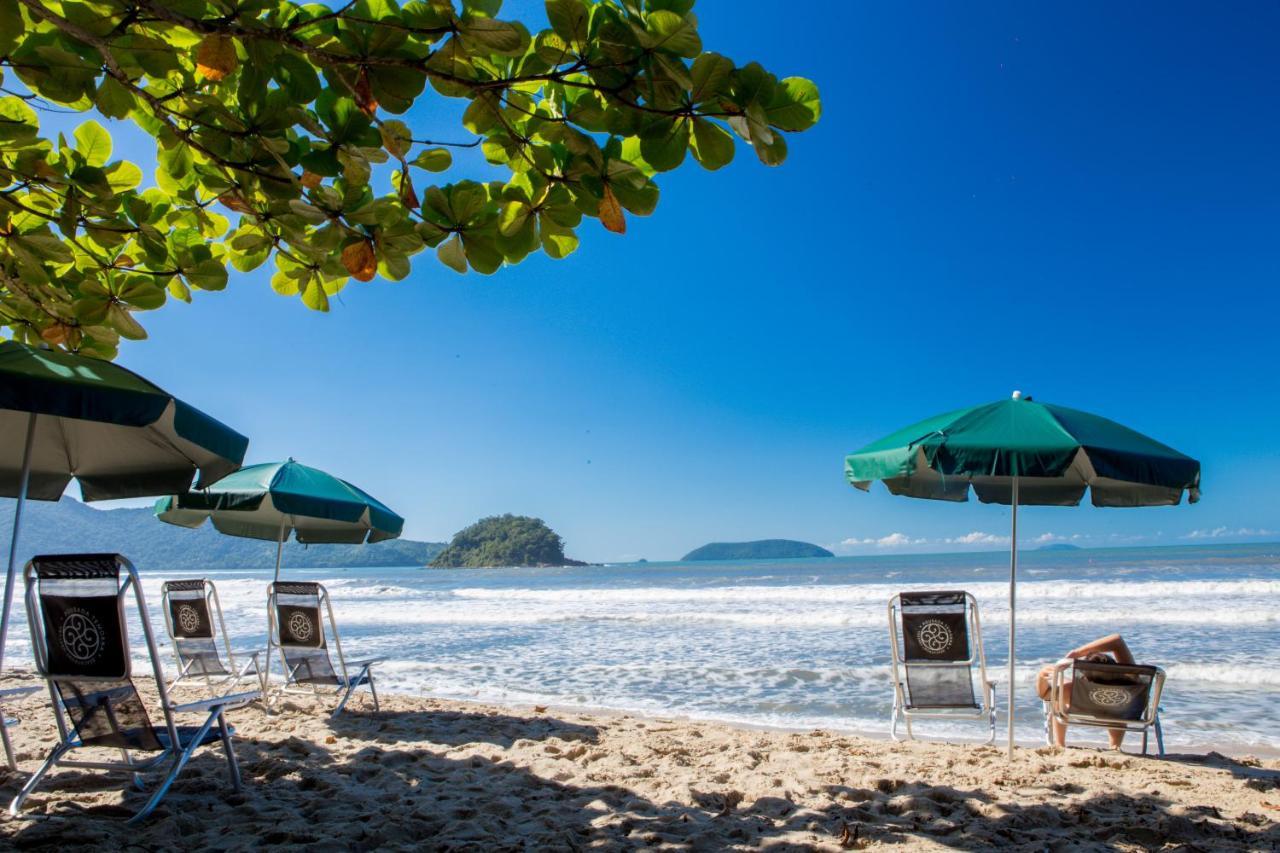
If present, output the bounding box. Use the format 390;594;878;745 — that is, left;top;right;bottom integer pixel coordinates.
639;118;690;172
690;53;734;104
0;0;20;56
766;77;821;132
73;121;112;167
184;258;229;291
301;278;330;311
104;161;143;193
644;11;701;58
545;0;589;47
437;233;467;273
107;303;147;340
411;147;453;172
690;119;734;170
93;77;134;120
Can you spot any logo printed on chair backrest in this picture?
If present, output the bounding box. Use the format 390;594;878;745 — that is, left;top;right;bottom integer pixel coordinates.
176;604;201;634
59;607;106;665
915;619;954;655
1088;687;1132;707
288;611;313;643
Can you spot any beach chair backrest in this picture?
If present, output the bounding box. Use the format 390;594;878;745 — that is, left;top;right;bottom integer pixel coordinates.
271;582;341;686
1069;661;1158;722
895;590;977;708
162;579;229;678
27;554;163;751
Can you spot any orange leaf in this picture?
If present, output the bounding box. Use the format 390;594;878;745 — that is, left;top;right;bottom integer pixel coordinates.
195;35;237;82
354;68;378;117
598;184;625;234
400;174;419;209
40;323;70;345
219;193;253;214
341;239;378;282
299;171;323;189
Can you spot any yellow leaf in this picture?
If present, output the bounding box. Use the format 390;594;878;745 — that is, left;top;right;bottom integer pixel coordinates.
195;35;237;82
598;184;626;234
341;239;377;282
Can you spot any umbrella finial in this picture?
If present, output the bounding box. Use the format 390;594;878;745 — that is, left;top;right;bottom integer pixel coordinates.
1011;390;1022;400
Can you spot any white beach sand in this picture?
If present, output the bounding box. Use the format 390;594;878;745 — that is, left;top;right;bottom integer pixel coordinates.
0;678;1276;850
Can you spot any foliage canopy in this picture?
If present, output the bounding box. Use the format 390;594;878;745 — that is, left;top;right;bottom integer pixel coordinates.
0;0;821;358
430;513;576;567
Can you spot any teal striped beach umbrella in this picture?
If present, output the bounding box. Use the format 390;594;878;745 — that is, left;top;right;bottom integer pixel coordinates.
156;459;404;580
844;392;1200;755
0;341;248;674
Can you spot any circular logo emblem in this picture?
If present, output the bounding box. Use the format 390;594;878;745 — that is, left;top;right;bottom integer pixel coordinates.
916;619;954;655
1088;687;1131;708
61;609;105;665
177;604;201;634
288;611;314;642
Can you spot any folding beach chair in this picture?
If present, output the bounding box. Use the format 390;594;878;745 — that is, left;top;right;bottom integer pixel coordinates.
267;581;381;716
161;579;267;696
888;590;996;742
9;554;260;823
1042;659;1166;755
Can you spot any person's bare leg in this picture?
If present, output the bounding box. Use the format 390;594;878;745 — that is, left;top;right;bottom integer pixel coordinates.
1107;727;1125;750
1051;682;1071;747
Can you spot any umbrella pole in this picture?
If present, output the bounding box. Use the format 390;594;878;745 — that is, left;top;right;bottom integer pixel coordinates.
1007;476;1019;758
273;518;286;583
0;413;38;674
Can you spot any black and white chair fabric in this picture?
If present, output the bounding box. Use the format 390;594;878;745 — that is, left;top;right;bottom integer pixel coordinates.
161;579;266;696
1042;659;1166;755
267;581;381;716
887;590;996;742
9;554;260;823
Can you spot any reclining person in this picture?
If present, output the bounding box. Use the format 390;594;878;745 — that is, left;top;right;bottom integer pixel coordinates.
1036;633;1135;749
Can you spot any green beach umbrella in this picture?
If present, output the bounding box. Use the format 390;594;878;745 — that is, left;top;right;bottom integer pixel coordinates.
844;392;1200;755
155;459;404;580
0;341;249;672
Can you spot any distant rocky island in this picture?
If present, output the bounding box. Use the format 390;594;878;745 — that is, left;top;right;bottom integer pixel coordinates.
682;539;834;561
0;497;445;570
430;514;586;568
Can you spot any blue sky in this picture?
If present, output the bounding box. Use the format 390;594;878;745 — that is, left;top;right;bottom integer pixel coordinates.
70;1;1280;560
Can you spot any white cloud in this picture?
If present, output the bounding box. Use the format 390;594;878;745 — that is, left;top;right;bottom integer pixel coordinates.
1183;526;1277;540
1032;532;1086;545
840;532;926;549
945;531;1010;546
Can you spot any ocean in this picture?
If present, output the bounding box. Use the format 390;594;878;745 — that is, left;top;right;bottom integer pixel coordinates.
6;543;1278;752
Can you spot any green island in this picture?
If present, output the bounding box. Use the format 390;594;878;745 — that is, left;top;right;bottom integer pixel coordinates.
682;539;834;561
430;514;586;568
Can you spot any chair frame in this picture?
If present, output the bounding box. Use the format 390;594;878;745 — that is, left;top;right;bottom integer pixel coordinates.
160;578;268;697
266;581;382;717
1041;660;1166;755
9;554;259;824
888;590;996;743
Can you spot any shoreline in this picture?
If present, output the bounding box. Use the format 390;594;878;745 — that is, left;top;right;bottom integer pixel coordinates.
1;677;1276;849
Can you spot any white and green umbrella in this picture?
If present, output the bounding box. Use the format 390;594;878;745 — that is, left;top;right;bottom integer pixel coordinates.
845;392;1200;755
156;460;404;580
0;341;248;672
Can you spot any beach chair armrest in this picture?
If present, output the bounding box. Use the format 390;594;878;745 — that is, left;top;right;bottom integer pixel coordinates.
347;657;385;669
171;689;261;714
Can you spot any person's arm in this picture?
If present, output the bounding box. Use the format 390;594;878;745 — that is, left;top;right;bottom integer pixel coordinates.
1067;634;1134;664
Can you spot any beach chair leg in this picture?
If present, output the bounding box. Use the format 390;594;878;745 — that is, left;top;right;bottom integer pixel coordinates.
118;747;146;791
1154;716;1164;757
889;693;901;741
0;718;16;771
217;709;243;792
128;710;219;824
367;673;379;712
332;682;357;718
9;742;71;816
